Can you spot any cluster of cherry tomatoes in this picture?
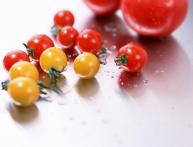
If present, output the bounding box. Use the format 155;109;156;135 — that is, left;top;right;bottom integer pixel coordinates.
84;0;188;37
2;9;148;107
2;0;188;107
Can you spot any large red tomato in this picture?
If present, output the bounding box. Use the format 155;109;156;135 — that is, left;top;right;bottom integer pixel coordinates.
84;0;120;15
121;0;188;37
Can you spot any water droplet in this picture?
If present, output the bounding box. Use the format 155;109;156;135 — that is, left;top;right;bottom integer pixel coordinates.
120;82;124;86
110;45;117;50
155;69;160;73
80;121;87;126
69;117;74;121
101;119;109;124
133;84;138;88
112;33;117;37
143;80;149;84
104;24;117;33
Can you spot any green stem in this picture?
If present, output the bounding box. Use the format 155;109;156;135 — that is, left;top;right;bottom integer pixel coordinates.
115;54;128;66
37;80;50;96
23;43;34;59
48;67;63;83
51;25;61;37
1;80;9;91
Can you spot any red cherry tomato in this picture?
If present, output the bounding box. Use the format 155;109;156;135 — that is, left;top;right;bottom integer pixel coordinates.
3;50;30;71
57;26;78;49
27;34;54;60
115;43;148;73
54;10;75;28
84;0;120;15
121;0;188;37
77;29;103;55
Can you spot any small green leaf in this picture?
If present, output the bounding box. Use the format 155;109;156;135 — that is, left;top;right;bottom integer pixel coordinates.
1;80;9;91
48;67;63;83
23;43;34;59
51;25;61;37
115;54;128;66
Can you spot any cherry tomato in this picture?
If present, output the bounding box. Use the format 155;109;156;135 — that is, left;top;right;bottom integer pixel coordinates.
27;34;54;60
8;77;40;107
40;47;67;73
121;0;188;37
57;26;78;49
73;52;100;79
9;61;39;81
54;10;74;28
77;29;103;55
84;0;120;15
3;50;30;71
115;43;148;73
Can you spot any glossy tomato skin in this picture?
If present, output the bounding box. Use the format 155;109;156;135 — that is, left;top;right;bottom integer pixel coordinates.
73;52;100;79
54;10;74;28
8;77;39;107
27;34;54;60
84;0;120;15
9;61;39;81
3;50;30;71
121;0;188;37
77;29;103;55
57;26;78;49
116;43;148;73
40;47;67;73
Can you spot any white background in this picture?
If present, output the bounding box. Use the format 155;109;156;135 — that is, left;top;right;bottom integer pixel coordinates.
0;0;193;147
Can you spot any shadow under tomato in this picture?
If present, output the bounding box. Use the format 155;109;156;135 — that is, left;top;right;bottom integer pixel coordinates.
76;78;99;99
7;104;39;125
118;71;146;98
81;14;135;54
137;36;193;99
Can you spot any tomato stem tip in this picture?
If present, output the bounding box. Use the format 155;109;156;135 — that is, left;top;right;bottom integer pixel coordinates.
1;80;9;91
23;43;35;59
115;54;128;66
48;67;63;83
51;25;61;37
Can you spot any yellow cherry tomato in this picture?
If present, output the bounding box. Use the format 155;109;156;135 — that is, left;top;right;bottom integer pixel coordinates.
8;77;40;107
73;52;100;79
40;47;67;73
9;61;39;80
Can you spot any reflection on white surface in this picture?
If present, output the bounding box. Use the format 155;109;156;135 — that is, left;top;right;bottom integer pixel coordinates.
0;0;193;147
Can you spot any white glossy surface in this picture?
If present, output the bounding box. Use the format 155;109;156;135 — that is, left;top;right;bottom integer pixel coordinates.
0;0;193;147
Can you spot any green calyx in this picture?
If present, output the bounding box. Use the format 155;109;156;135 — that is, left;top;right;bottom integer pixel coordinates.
23;43;34;59
115;54;128;66
51;25;61;37
48;67;63;83
1;80;9;91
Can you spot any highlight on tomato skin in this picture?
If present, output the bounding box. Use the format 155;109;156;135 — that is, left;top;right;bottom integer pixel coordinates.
9;61;39;81
77;29;103;55
84;0;120;16
3;50;30;71
121;0;188;37
54;10;75;28
7;77;40;107
73;52;100;79
57;26;79;49
115;42;148;73
27;34;55;60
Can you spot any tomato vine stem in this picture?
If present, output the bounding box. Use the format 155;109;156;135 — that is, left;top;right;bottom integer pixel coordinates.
23;43;34;60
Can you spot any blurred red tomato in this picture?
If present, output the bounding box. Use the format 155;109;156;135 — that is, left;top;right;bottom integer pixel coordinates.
121;0;188;37
84;0;120;15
